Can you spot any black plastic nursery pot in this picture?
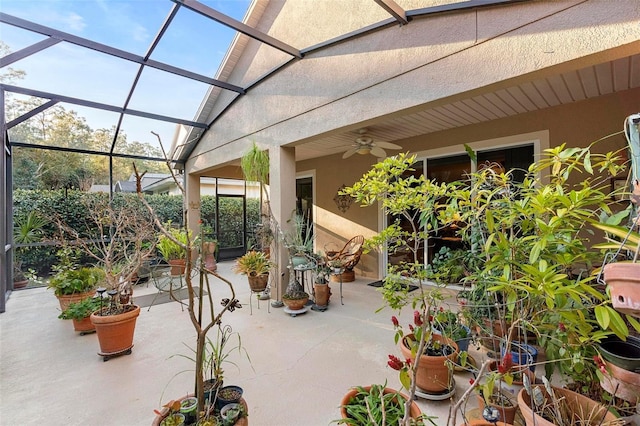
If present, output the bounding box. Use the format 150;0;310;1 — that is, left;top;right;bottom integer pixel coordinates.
597;335;640;371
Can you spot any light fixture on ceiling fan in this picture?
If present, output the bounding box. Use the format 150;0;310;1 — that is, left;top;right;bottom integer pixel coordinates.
342;128;402;159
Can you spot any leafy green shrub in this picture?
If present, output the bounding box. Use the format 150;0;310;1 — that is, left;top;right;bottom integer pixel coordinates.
58;296;103;320
47;267;104;296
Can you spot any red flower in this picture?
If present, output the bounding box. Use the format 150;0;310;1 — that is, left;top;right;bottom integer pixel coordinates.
558;322;566;332
469;378;475;385
391;316;399;327
405;358;412;365
498;352;513;374
414;311;423;326
439;306;444;312
408;324;415;332
387;354;404;371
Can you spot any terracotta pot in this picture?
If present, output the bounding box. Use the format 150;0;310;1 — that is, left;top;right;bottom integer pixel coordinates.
603;262;640;317
339;386;421;421
476;317;509;355
72;316;95;333
247;273;268;292
90;305;140;356
341;269;355;282
600;360;640;404
283;296;308;310
517;385;617;426
13;280;28;289
169;259;186;276
57;290;95;312
152;395;248;426
475;393;518;425
313;282;331;306
399;333;458;393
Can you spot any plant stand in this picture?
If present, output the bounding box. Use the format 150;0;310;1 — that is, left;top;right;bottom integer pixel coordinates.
249;288;270;315
99;346;133;362
283;305;310;317
414;380;456;401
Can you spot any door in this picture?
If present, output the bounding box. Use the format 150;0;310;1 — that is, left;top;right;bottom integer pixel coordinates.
216;194;247;260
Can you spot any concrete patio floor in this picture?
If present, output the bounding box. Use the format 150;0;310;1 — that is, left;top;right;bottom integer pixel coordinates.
1;261;487;425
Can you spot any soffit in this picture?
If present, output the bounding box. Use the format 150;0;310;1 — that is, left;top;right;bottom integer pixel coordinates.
294;53;640;161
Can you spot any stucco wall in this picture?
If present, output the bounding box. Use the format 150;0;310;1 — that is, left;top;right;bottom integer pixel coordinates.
301;86;640;279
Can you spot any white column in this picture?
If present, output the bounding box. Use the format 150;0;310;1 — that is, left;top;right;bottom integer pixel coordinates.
269;146;296;302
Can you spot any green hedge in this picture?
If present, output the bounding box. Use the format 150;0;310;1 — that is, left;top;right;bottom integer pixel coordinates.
12;189;260;275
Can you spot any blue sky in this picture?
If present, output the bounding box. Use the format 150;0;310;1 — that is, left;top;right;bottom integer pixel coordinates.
1;0;252;151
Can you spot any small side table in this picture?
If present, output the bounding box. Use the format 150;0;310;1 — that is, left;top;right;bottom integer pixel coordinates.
330;267;344;305
293;264;314;306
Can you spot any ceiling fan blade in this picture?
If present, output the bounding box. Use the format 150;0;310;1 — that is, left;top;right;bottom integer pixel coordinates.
342;147;359;159
375;141;402;150
370;146;387;157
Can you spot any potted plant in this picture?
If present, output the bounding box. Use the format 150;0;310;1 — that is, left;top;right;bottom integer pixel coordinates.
48;266;105;312
283;211;314;267
282;275;309;310
58;296;102;334
157;223;194;275
53;193;157;360
592;204;640;318
426;246;469;285
343;153;459;409
312;253;332;308
473;357;520;425
517;379;618;426
135;141;248;424
12;211;47;289
220;402;245;425
335;383;424;425
202;237;218;272
232;250;274;293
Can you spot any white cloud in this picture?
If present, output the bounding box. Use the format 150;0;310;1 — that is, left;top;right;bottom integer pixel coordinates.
61;12;86;32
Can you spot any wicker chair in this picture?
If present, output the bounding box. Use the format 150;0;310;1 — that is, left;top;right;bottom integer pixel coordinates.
326;235;364;282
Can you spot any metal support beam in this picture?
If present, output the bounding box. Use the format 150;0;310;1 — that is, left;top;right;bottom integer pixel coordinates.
111;2;182;156
0;38;62;68
0;84;208;129
174;0;303;59
373;0;409;25
9;141;180;164
1;89;9;313
6;100;58;129
408;0;530;18
0;12;245;94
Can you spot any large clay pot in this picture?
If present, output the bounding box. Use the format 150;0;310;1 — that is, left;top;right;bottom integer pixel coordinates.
475;393;518;425
339;386;421;421
517;385;617;426
90;305;140;357
600;359;640;404
313;282;331;306
13;279;28;289
57;290;95;312
72;316;95;334
282;296;308;310
168;259;186;276
476;317;509;356
603;262;640;317
247;273;268;292
399;333;458;393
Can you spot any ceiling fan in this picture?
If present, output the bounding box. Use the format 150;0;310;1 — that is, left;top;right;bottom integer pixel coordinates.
342;129;402;159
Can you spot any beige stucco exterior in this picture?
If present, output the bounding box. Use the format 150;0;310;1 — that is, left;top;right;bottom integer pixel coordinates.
183;0;640;299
